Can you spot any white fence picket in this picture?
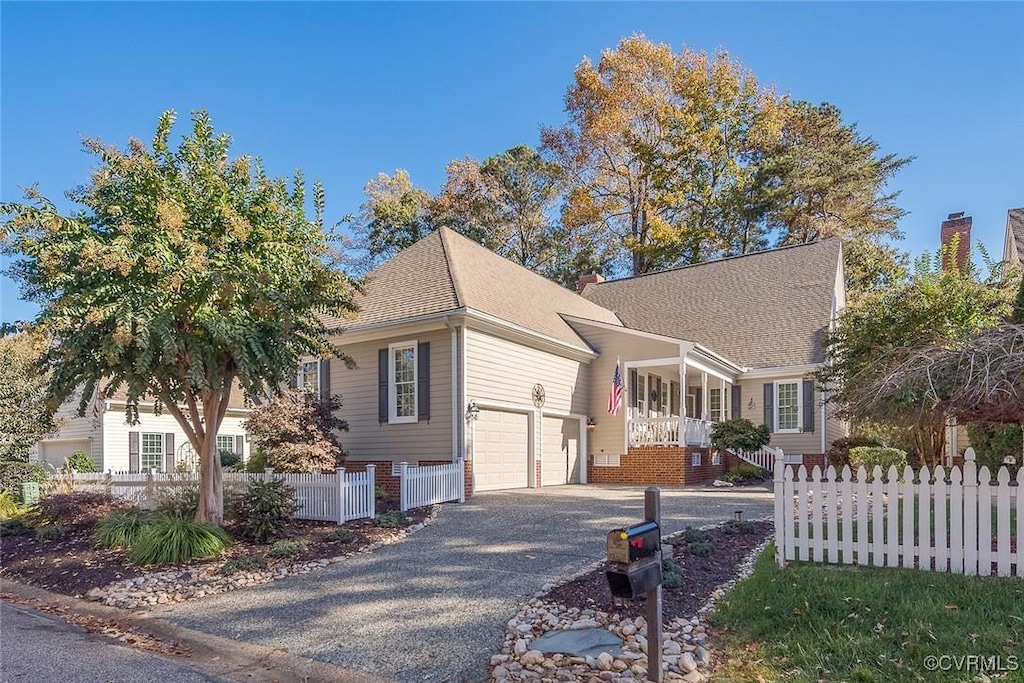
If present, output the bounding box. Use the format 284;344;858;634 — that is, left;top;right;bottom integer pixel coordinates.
775;448;1020;579
399;462;464;512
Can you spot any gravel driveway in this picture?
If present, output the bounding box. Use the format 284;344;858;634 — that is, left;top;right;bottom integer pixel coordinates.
156;484;773;683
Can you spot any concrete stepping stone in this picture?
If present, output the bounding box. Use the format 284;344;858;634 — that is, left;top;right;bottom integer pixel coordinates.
530;628;624;658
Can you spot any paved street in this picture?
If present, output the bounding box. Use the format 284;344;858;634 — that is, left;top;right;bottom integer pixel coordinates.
156;485;773;683
0;602;221;683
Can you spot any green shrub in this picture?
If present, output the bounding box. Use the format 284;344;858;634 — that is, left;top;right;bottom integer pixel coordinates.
218;552;268;575
848;446;908;477
373;510;410;528
94;509;149;549
680;527;712;544
722;463;768;485
687;540;714;557
219;449;241;469
244;450;267;473
128;517;231;566
710;419;771;453
662;556;683;588
328;528;357;543
152;484;200;519
0;491;22;520
63;450;98;473
36;523;63;541
826;436;883;468
720;519;756;535
234;477;296;544
0;461;50;500
374;484;388;501
33;491;130;527
965;422;1022;475
269;539;307;558
0;517;29;536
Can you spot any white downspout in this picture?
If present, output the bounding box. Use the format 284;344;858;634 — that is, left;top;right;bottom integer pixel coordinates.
444;316;459;462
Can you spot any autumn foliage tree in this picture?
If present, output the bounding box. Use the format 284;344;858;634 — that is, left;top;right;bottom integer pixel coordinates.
1;111;358;525
243;389;348;473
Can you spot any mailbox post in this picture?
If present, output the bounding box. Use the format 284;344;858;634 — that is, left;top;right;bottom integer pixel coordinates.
605;487;664;683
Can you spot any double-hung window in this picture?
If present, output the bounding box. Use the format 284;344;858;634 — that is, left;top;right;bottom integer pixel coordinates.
298;361;320;400
216;435;236;454
710;388;722;422
389;341;417;423
775;381;800;432
141;433;164;472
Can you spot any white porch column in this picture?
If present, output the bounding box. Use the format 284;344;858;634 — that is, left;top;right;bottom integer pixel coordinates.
721;377;727;422
678;351;688;448
701;371;709;422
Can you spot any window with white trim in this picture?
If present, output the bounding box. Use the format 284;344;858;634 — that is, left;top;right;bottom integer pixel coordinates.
710;388;722;422
635;374;646;416
389;341;417;423
775;381;800;432
216;435;236;454
691;451;702;466
595;454;621;467
712;451;722;466
141;433;164;472
298;360;320;399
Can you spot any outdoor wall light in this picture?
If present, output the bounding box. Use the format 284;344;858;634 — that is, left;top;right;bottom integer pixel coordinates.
465;400;480;422
747;397;756;410
586;416;597;431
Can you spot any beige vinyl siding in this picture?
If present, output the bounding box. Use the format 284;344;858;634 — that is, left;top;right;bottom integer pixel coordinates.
102;408;249;472
465;328;588;414
562;322;681;460
331;328;454;463
735;376;824;455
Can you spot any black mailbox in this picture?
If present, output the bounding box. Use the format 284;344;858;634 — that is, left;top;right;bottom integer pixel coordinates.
605;521;663;600
606;521;660;564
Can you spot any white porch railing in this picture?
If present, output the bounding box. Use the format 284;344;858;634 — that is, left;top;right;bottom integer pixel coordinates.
733;445;785;473
628;417;711;447
398;461;465;511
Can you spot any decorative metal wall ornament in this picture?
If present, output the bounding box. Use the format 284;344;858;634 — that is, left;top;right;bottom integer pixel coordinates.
532;384;546;408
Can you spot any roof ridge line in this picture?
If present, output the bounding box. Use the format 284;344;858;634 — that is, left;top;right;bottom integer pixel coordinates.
437;228;466;309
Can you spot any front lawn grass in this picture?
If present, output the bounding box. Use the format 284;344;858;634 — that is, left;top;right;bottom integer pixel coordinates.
710;547;1024;682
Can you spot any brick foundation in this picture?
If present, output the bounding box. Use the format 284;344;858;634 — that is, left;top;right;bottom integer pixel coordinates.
785;453;826;476
587;446;731;487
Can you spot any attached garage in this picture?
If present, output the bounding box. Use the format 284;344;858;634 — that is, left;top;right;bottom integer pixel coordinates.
541;417;580;486
473;409;530;491
39;439;92;470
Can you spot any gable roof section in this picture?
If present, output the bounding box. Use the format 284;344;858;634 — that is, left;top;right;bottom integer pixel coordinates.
322;228;623;349
1006;208;1024;267
581;240;843;368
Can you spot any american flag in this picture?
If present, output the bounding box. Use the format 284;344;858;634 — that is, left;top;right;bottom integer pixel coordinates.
607;361;624;415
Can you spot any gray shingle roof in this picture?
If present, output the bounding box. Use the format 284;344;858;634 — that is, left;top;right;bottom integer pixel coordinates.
322;228;622;348
1008;208;1024;266
581;240;843;368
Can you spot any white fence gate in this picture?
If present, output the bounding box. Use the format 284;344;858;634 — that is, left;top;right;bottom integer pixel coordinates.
64;466;376;524
774;448;1023;577
398;461;465;512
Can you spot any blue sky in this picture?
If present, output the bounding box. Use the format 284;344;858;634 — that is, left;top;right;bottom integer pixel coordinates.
2;2;1022;323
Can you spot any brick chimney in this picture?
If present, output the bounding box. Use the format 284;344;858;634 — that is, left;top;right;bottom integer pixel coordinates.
940;212;972;273
577;273;605;293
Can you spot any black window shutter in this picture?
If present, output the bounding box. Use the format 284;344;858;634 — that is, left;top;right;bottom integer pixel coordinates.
164;433;175;473
670;381;680;416
629;369;638;408
288;367;298;390
694;388;703;420
319;359;331;402
378;348;388;423
802;380;815;433
763;383;774;431
128;431;140;472
731;385;742;420
235;435;245;458
417;342;430;421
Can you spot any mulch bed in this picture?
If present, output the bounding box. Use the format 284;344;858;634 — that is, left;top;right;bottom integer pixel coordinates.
544;521;773;621
0;504;430;599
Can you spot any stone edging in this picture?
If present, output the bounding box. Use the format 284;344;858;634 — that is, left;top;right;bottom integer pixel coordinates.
86;506;441;610
490;518;774;683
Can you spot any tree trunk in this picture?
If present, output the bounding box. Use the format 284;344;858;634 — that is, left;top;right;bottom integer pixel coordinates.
195;431;224;526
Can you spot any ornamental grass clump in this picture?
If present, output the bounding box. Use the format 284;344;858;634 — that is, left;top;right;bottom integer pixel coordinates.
128;516;231;566
94;509;150;549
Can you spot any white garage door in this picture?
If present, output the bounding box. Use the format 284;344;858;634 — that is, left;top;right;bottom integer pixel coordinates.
474;410;530;491
39;440;91;470
542;417;579;486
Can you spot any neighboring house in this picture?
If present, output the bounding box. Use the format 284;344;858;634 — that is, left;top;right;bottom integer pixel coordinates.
1003;207;1024;271
318;227;848;495
32;384;252;473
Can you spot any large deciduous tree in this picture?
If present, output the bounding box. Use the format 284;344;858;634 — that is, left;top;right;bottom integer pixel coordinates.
1;110;357;524
0;328;62;461
348;169;434;272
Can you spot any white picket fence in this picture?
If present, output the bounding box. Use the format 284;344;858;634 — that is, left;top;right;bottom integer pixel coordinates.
774;448;1023;577
397;461;465;512
64;467;376;524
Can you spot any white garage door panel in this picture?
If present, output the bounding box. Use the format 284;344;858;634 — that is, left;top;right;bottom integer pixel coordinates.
542;417;579;486
40;440;91;469
474;410;529;491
